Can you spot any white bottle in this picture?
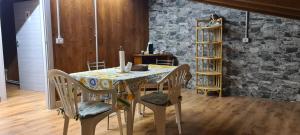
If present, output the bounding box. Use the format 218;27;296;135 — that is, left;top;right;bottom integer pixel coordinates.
119;46;125;72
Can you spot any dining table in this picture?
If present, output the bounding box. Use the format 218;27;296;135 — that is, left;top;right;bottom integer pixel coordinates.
70;64;177;135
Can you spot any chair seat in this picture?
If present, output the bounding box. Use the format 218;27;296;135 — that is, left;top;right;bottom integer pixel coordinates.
140;92;170;106
78;101;112;119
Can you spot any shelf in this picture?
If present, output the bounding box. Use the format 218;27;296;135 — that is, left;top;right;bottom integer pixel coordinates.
196;25;222;30
196;57;222;60
196;41;222;45
195;18;222;96
196;71;222;75
196;86;221;91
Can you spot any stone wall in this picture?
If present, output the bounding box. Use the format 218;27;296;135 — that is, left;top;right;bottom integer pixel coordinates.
149;0;300;101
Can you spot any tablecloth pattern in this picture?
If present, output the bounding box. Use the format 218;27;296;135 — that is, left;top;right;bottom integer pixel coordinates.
70;64;176;91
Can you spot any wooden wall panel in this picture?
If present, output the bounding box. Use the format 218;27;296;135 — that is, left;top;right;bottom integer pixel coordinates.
51;0;148;73
51;0;94;73
195;0;300;19
98;0;149;67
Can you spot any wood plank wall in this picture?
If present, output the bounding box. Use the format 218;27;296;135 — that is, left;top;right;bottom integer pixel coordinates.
50;0;149;73
98;0;149;68
196;0;300;19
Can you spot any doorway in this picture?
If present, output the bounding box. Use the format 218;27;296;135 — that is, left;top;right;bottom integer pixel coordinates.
0;0;52;106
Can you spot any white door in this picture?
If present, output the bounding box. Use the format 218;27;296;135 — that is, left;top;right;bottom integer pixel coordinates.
14;0;46;91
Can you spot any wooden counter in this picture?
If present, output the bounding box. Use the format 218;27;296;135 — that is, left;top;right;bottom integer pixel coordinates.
133;54;174;65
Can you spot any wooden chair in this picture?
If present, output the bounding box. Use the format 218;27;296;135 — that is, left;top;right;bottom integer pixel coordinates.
144;58;174;92
139;61;192;115
87;61;106;70
48;69;123;135
184;71;192;88
142;58;174;101
138;64;190;135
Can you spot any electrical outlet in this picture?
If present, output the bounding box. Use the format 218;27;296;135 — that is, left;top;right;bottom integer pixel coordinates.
56;37;64;44
25;11;31;19
242;37;249;43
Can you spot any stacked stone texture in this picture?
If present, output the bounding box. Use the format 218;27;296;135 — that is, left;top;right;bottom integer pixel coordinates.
149;0;300;101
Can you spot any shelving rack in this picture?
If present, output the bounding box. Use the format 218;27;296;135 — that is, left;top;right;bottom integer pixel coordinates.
196;18;223;97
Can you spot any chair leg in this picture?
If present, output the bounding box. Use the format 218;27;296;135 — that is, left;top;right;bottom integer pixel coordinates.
107;115;110;130
132;100;137;120
117;110;123;135
81;121;96;135
178;102;182;122
175;103;182;134
175;105;179;124
138;103;142;115
63;115;69;135
154;107;166;135
143;105;146;116
138;88;144;115
139;103;145;116
142;87;147;116
124;110;127;123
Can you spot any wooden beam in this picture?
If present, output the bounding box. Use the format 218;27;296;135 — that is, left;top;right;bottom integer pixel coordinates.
195;0;300;20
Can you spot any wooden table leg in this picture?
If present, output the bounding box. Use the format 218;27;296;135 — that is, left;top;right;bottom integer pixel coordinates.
125;96;139;135
126;107;133;135
122;80;144;135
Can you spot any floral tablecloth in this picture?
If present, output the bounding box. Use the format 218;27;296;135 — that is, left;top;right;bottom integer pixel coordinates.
70;64;176;91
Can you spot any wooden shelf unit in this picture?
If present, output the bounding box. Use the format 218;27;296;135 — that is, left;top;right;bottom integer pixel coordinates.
196;18;223;97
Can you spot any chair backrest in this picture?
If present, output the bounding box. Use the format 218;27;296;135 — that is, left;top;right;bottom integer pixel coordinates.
157;64;190;104
48;69;82;119
87;61;106;70
184;71;192;88
156;58;174;66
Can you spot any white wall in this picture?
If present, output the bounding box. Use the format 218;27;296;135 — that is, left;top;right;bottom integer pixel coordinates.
14;0;46;91
0;19;7;101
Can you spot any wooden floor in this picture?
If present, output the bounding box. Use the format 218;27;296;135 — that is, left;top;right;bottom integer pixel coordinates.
1;84;300;135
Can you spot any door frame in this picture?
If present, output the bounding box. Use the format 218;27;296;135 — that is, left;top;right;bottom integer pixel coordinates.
40;0;55;109
0;19;7;102
0;0;55;109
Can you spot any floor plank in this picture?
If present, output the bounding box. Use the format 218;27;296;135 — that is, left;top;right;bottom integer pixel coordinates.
0;84;300;135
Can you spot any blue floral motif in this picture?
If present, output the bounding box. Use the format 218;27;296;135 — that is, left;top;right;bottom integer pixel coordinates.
89;78;97;88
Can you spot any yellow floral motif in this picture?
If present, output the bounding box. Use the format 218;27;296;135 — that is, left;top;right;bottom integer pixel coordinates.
80;78;86;84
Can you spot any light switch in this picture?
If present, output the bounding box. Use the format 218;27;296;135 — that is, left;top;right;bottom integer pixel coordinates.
242;37;249;43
